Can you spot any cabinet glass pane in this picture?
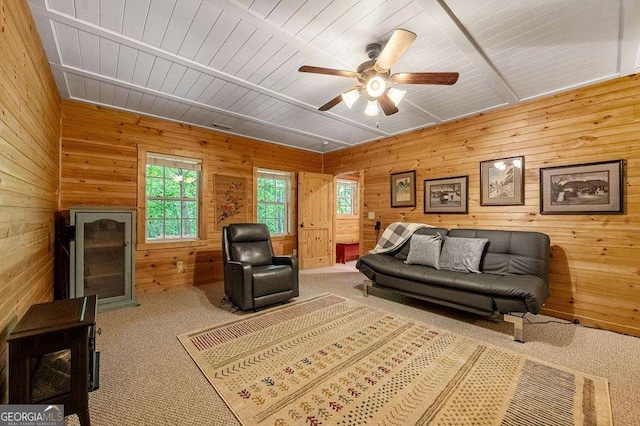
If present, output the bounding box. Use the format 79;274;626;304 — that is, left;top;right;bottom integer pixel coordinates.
83;219;126;299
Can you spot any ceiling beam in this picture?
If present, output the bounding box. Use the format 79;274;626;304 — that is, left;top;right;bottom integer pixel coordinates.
415;0;519;104
29;3;390;138
619;0;640;75
52;63;354;147
207;0;443;124
29;9;70;97
207;0;352;70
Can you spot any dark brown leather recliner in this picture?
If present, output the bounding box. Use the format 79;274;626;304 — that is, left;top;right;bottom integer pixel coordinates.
222;223;299;310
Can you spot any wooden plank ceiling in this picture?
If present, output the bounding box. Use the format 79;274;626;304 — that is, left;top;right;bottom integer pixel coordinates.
29;0;640;153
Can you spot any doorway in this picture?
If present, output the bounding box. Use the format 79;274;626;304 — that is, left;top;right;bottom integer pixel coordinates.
334;170;364;264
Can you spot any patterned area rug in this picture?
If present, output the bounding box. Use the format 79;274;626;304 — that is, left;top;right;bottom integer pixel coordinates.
178;294;612;425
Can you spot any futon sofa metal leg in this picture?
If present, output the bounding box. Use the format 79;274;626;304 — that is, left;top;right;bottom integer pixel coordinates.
503;314;524;343
363;280;372;297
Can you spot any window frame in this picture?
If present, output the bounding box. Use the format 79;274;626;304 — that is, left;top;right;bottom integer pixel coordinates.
336;178;358;217
254;168;293;236
137;147;207;250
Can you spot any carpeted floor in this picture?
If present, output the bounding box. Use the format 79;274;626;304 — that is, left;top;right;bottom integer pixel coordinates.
66;263;640;425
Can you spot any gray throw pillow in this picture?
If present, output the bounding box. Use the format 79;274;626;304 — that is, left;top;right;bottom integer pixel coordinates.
405;233;443;268
438;236;488;274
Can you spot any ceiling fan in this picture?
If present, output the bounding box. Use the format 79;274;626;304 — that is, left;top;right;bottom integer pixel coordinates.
299;29;459;116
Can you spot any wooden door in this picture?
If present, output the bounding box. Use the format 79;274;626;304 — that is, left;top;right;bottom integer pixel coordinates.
298;172;334;269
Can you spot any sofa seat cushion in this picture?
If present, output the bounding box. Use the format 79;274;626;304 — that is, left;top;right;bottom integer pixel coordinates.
252;265;293;297
374;273;497;314
358;254;548;313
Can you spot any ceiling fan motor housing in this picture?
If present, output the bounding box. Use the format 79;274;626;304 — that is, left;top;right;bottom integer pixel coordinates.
366;43;382;60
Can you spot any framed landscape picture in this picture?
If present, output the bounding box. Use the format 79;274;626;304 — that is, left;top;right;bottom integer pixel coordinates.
480;156;525;206
424;176;468;214
540;160;624;215
390;170;416;207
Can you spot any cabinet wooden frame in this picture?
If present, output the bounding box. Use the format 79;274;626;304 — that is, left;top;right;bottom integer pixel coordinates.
70;207;138;311
136;145;208;250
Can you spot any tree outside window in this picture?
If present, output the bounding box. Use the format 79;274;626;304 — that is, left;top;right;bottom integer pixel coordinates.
337;179;358;216
256;169;291;235
145;153;201;242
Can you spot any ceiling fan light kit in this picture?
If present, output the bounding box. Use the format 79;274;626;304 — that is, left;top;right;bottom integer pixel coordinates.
364;98;380;116
341;88;361;109
366;76;386;98
387;87;406;107
299;28;459;117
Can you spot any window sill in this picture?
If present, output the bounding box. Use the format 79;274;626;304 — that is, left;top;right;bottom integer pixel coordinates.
137;239;206;251
337;214;359;219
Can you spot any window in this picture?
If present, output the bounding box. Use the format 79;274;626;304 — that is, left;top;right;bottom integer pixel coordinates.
337;179;358;215
256;169;291;235
145;153;201;242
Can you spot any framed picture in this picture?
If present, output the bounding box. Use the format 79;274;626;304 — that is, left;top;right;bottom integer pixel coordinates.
540;160;624;215
390;171;416;207
480;156;525;206
424;176;468;214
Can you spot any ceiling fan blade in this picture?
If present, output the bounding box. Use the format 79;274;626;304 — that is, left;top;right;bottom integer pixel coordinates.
299;65;359;79
378;93;399;116
318;93;344;111
391;72;459;85
374;29;417;72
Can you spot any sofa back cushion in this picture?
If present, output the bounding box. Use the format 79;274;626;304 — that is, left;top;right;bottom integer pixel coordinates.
394;227;449;261
448;229;550;281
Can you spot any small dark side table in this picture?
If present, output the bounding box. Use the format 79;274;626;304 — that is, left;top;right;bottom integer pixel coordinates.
8;295;98;426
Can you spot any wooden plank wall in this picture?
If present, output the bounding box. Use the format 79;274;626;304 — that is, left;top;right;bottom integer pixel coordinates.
0;0;61;402
324;75;640;337
59;100;322;294
335;218;359;244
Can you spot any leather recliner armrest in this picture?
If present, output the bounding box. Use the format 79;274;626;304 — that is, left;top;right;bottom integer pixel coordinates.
272;255;299;297
272;255;297;269
224;260;254;310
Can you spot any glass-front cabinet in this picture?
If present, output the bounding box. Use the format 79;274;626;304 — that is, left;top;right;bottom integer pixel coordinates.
70;208;138;311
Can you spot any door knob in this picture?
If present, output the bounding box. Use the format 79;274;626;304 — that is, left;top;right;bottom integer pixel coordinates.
300;222;304;228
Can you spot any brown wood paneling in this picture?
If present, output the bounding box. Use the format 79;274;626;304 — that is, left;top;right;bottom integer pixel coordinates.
324;74;640;338
0;0;61;402
60;100;322;294
335;217;359;244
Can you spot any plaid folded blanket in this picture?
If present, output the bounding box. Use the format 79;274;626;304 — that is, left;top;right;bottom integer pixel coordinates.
369;222;434;254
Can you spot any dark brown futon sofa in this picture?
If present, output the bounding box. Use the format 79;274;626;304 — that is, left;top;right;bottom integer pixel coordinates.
356;227;551;341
